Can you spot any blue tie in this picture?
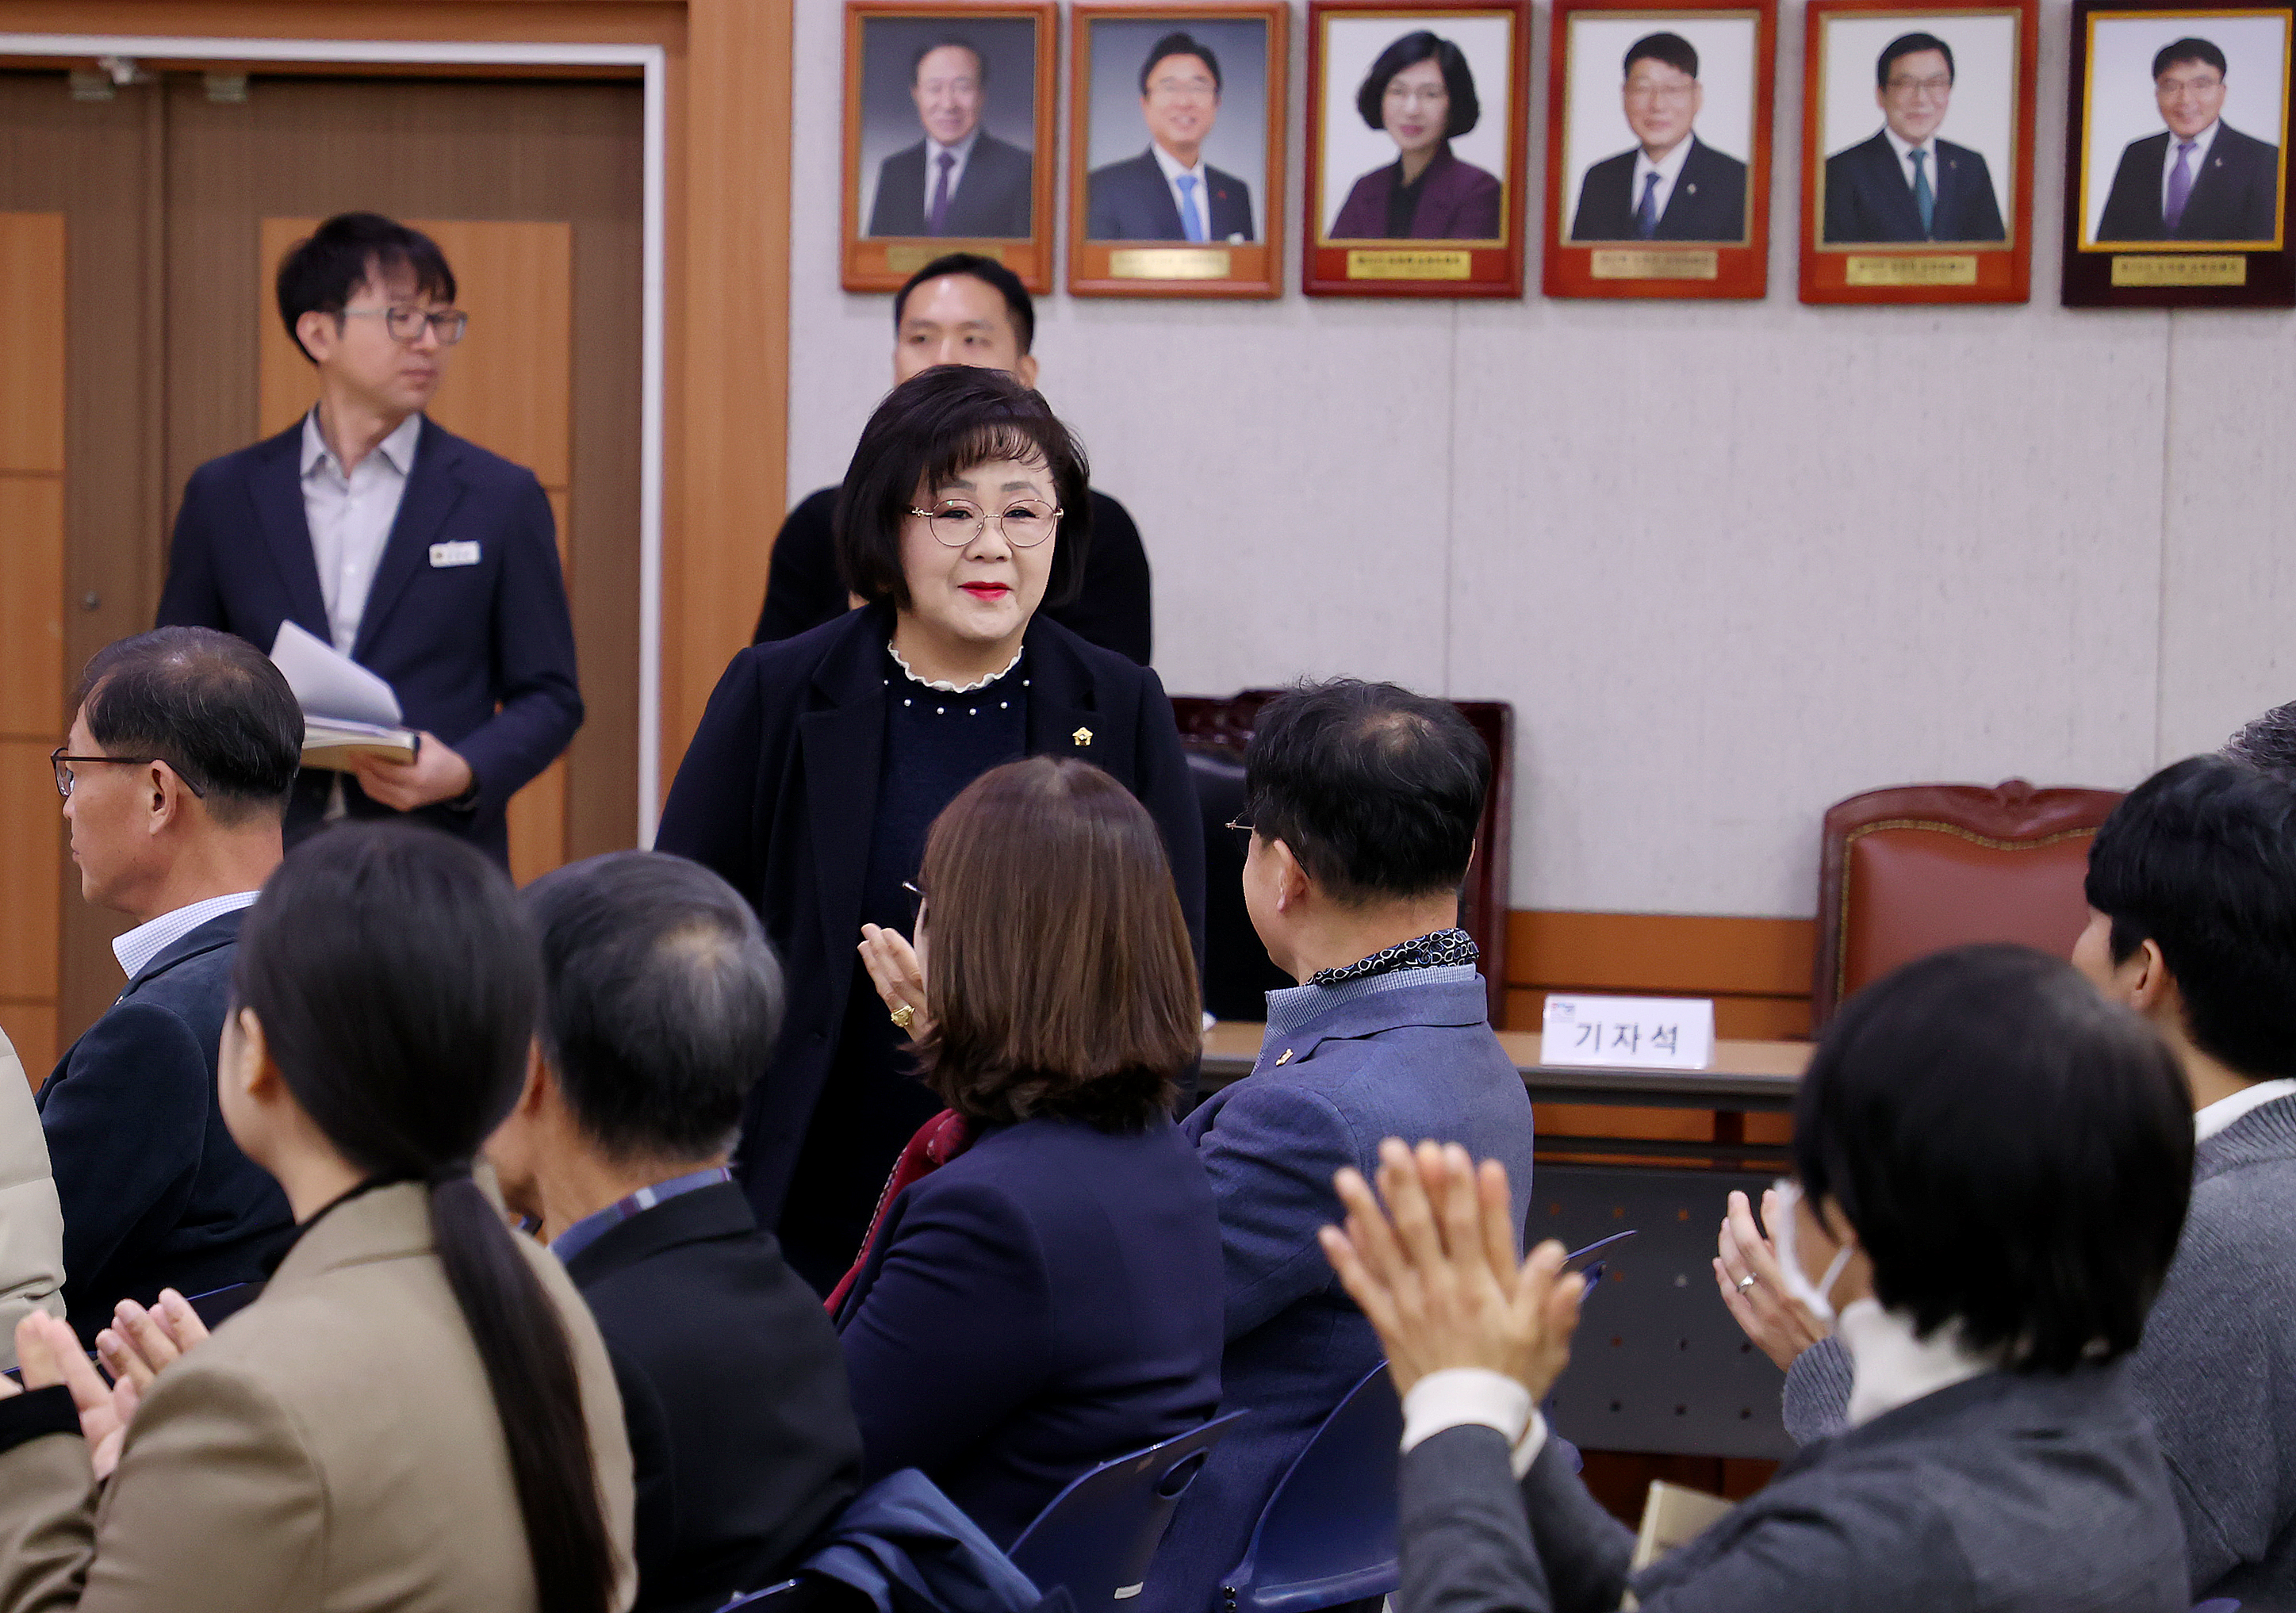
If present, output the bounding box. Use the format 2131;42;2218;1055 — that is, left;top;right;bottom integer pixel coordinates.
1175;174;1207;242
1635;172;1661;239
1909;148;1935;236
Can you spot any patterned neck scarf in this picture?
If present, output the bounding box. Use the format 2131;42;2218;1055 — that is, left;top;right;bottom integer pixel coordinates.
1309;927;1479;988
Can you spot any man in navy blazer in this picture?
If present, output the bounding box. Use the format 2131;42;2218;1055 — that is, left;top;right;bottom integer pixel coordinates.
867;41;1034;239
1823;33;2006;243
1570;33;1749;242
40;629;300;1343
1086;33;1255;242
2095;36;2282;243
1144;680;1536;1613
156;213;581;864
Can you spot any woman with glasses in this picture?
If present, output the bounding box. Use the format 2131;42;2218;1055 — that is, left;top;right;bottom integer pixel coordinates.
1322;943;2194;1613
1329;32;1502;239
657;365;1204;1294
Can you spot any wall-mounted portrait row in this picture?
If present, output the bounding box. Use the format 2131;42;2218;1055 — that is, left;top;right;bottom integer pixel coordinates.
837;0;2296;308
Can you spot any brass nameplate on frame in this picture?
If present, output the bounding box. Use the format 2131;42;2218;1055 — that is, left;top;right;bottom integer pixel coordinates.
2111;255;2247;287
1589;248;1720;281
1345;249;1474;279
884;243;1009;274
1846;255;1980;287
1109;248;1234;280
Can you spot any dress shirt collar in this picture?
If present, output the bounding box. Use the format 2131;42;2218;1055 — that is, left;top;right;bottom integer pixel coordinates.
1263;961;1481;1040
549;1165;734;1266
927;125;982;167
1837;1296;1999;1428
2195;1076;2296;1144
2173;119;2220;165
112;890;260;981
301;408;422;482
1151;141;1205;184
1882;122;1937;179
1633;133;1696;190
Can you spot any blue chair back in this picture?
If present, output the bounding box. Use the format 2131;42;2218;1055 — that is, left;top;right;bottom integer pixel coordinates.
185;1282;263;1327
1221;1365;1403;1613
1006;1411;1247;1611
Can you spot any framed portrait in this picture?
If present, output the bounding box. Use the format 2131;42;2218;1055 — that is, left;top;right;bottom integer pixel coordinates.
1544;0;1778;299
841;1;1059;293
1302;0;1532;298
2064;0;2295;305
1800;2;2037;302
1069;4;1288;297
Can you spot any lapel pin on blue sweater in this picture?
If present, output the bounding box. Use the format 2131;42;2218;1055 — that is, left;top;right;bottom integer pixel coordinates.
1072;726;1092;747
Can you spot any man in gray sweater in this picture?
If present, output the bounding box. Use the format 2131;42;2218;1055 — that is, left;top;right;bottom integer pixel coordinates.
1725;754;2296;1607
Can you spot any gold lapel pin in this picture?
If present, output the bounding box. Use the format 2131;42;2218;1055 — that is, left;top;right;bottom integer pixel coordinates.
1072;726;1093;747
1274;1048;1293;1066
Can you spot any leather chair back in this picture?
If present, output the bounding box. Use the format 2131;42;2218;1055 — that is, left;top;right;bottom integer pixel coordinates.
1170;694;1512;1025
1812;780;2124;1026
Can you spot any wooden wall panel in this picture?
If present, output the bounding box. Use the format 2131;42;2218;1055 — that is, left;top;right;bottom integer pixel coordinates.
0;743;62;1002
0;477;66;736
0;213;64;473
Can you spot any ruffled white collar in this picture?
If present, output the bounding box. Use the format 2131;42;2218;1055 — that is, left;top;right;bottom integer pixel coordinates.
888;640;1024;694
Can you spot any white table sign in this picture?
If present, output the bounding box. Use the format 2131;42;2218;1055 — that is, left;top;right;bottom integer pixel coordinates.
1539;995;1715;1071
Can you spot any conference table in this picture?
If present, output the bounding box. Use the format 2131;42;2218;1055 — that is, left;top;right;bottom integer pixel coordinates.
1198;1021;1814;1462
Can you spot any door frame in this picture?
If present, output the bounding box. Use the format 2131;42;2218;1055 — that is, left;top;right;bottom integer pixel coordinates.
0;30;672;832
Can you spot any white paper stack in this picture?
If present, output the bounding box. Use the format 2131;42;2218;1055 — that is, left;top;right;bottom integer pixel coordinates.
270;622;420;770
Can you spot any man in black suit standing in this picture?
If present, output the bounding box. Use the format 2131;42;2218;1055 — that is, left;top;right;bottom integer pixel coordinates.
2096;37;2283;243
40;628;300;1343
156;213;582;867
1087;32;1256;242
1570;32;1749;241
1824;33;2007;243
866;40;1035;238
489;850;861;1613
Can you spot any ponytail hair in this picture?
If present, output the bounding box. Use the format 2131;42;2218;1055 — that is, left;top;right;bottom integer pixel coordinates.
234;822;616;1613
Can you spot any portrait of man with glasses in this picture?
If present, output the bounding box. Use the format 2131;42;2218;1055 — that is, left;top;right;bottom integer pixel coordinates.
1824;29;2009;244
155;211;582;868
1568;28;1751;242
1087;27;1260;243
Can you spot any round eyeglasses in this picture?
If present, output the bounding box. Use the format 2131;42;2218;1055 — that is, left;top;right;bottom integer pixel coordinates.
340;305;470;346
907;499;1062;549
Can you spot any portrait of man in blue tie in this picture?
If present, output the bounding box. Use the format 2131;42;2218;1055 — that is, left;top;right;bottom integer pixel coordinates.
1568;30;1750;243
1823;32;2008;244
2093;33;2283;245
1085;28;1260;243
863;27;1037;240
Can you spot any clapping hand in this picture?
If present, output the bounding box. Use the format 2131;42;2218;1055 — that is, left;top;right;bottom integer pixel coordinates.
1318;1138;1585;1400
1;1312;142;1480
858;924;930;1040
1712;1188;1830;1371
95;1290;210;1394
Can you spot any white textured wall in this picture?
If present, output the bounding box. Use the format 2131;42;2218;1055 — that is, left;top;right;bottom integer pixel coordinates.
786;0;2294;920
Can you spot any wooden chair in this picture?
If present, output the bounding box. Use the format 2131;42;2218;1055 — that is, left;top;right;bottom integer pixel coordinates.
1811;780;2125;1027
1170;694;1512;1025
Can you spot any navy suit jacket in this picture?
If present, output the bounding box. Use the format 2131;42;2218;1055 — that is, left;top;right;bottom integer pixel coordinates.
1570;137;1749;242
654;603;1205;1229
1087;149;1255;241
832;1116;1225;1546
2097;122;2283;243
565;1181;864;1613
36;910;293;1343
1143;972;1538;1613
155;418;584;862
1823;132;2005;243
868;132;1035;238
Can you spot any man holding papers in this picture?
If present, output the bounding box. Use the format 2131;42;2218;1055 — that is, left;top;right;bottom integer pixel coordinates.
156;213;581;864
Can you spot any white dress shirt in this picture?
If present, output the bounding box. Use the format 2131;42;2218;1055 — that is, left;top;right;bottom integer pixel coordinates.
1631;136;1698;229
111;891;261;983
1882;124;1941;198
1151;141;1211;239
301;408;421;654
1837;1297;1997;1427
2160;119;2219;216
2196;1077;2296;1143
1400;1367;1549;1477
925;126;981;220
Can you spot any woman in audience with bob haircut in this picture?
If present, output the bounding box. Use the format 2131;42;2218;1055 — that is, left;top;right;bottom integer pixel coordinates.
657;365;1203;1297
0;822;633;1613
836;754;1224;1546
1324;943;2196;1613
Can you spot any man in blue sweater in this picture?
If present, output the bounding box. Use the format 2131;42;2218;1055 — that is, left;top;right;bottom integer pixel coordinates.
1147;680;1536;1613
1729;754;2296;1607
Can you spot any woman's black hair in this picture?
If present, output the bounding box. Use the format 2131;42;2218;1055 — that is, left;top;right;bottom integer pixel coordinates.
834;364;1093;611
1792;944;2192;1374
234;822;616;1613
1355;31;1481;138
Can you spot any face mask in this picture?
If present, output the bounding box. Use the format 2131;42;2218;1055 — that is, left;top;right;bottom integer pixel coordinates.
1769;1178;1854;1326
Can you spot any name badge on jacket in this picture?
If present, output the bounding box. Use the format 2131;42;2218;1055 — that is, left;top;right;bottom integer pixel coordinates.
429;541;481;568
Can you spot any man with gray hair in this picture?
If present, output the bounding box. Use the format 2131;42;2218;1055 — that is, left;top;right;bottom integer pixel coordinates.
2224;698;2296;780
486;851;861;1613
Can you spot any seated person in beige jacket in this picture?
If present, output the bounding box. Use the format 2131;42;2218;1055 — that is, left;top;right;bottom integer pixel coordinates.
0;822;636;1613
0;1028;63;1369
